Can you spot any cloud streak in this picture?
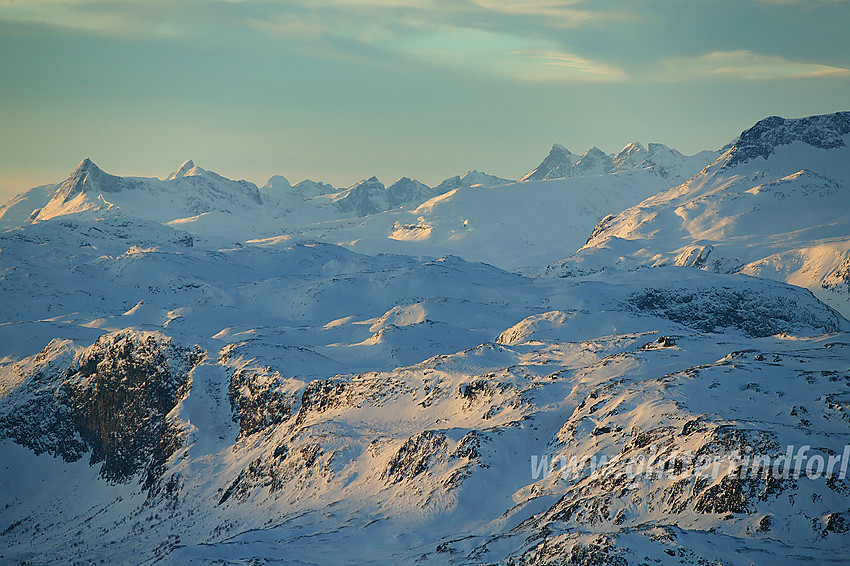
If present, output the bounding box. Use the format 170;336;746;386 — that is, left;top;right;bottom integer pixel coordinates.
659;50;850;81
471;0;605;27
388;25;626;82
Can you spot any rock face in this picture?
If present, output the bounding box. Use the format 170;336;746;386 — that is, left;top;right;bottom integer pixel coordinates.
573;146;615;177
65;333;201;486
521;143;580;181
628;282;847;337
228;367;300;438
60;158;141;196
722;111;850;167
386;177;433;209
0;332;201;487
291;179;336;197
332;176;387;216
325;176;439;216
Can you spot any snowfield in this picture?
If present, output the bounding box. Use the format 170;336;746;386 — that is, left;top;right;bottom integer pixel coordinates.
1;112;849;565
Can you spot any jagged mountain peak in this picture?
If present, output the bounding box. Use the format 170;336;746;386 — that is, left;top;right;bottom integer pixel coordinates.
459;170;514;187
647;142;676;155
523;139;716;182
551;111;850;318
550;142;573;155
573;146;614;175
387;176;423;190
67;157;108;184
432;170;512;192
325;174;435;216
291;179;335;197
59;158;127;196
15;157;266;225
166;159;204;181
386;177;431;209
616;141;645;156
162;161;262;204
352;176;383;189
460;170;482;183
541;144;576;163
581;146;607;158
72;157;100;175
4;110;850;565
520;143;581;181
723;110;850;168
612;142;647;168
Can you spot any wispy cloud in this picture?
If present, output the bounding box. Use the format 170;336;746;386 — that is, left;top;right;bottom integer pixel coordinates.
514;49;626;81
0;0;233;37
659;50;850;80
0;0;129;35
392;26;625;82
470;0;604;27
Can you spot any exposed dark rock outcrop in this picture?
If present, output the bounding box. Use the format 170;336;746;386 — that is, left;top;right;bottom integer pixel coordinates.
0;332;201;487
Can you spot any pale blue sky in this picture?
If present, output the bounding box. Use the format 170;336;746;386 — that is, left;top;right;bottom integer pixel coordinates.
1;0;848;198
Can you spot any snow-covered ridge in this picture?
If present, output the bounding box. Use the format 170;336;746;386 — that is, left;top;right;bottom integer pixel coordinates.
0;149;706;273
520;141;718;183
722;111;850;168
1;158;265;227
1;136;707;230
548;110;850;317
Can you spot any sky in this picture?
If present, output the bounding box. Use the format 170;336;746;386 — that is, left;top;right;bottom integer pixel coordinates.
1;0;848;199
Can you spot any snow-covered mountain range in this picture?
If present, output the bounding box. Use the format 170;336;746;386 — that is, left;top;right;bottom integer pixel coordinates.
0;139;719;275
548;112;850;318
1;112;849;565
520;141;717;183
